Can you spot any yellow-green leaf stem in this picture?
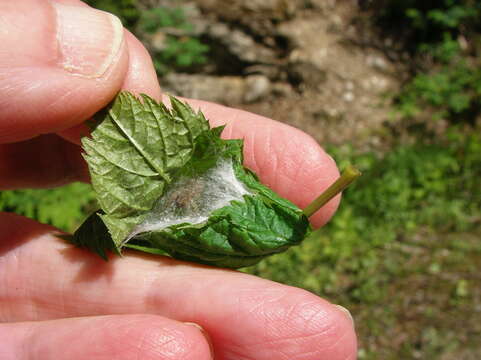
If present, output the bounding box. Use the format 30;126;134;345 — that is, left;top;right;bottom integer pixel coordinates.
303;165;361;218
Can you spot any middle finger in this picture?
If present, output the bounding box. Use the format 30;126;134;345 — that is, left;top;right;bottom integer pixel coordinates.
1;213;356;360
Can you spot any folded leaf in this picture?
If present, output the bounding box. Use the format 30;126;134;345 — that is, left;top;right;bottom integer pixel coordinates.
69;92;311;268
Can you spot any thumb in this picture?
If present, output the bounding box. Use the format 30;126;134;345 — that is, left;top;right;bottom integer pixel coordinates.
0;0;129;144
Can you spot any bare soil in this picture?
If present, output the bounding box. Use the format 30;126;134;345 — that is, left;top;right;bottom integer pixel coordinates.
156;0;403;150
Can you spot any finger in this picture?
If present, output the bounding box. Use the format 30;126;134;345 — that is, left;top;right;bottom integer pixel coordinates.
121;30;162;99
0;0;129;144
0;314;213;360
0;4;162;189
0;213;357;360
0;135;88;189
57;29;162;144
0;1;339;224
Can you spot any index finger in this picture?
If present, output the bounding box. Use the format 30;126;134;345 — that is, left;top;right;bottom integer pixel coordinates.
0;213;357;360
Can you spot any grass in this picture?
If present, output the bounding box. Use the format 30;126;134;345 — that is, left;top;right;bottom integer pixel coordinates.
0;183;95;232
354;229;481;359
248;130;481;296
245;130;481;358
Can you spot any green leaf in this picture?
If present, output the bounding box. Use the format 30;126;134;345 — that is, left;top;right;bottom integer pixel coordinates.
131;162;310;268
61;212;118;260
79;92;209;250
70;91;311;268
83;93;208;218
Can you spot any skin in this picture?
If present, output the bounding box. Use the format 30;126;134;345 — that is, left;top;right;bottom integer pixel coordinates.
0;1;357;359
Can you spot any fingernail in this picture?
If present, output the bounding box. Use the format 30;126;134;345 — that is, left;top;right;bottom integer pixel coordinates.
184;322;215;358
52;1;124;78
335;304;354;325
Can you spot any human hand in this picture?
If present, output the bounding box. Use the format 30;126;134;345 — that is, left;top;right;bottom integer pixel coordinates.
0;1;357;359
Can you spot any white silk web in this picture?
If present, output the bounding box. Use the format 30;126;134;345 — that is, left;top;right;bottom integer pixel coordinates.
129;159;251;238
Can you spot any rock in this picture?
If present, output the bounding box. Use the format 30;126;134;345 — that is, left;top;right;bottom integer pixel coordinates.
157;0;404;149
245;75;271;102
366;54;389;71
245;64;281;79
207;23;276;63
163;73;271;104
195;0;300;20
288;61;327;88
271;82;293;96
308;0;336;12
150;31;167;52
343;91;355;102
194;0;303;36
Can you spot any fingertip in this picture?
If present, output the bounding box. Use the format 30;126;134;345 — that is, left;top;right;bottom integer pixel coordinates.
296;142;341;228
94;316;213;360
231;284;357;360
252;124;341;228
56;123;90;145
122;30;161;100
57;30;161;144
1;0;158;144
0;2;130;143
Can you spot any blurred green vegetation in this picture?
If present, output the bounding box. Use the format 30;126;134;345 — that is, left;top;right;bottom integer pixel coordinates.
85;0;209;75
377;0;481;123
0;183;95;231
247;130;481;300
139;6;209;75
376;0;481;46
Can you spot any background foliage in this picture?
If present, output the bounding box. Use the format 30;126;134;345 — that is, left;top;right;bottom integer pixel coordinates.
376;0;481;123
0;183;95;231
85;0;208;75
248;131;481;299
2;1;481;359
139;6;209;75
84;0;140;28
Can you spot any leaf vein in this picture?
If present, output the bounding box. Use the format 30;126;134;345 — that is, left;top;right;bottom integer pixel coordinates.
109;108;171;183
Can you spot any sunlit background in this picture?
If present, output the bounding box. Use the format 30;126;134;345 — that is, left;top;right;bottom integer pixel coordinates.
2;1;480;358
